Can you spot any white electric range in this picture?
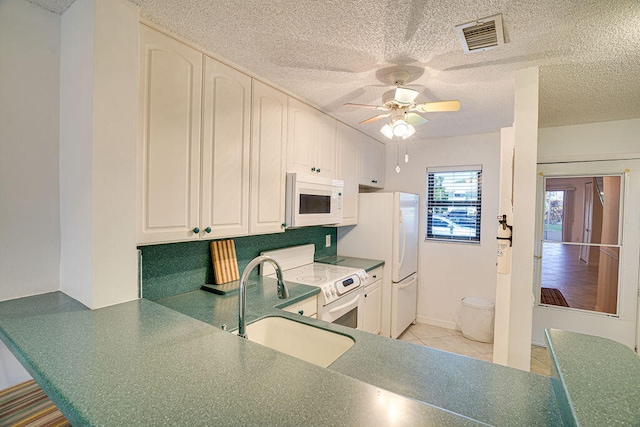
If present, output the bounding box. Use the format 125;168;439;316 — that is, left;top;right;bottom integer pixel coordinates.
261;244;369;330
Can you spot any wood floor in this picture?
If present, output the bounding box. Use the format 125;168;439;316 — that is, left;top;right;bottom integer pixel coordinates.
541;243;600;311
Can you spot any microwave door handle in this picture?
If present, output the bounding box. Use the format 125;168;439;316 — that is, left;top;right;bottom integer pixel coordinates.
327;294;361;314
398;212;406;275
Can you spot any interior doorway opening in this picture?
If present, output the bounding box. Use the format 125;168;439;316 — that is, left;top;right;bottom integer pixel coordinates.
539;176;621;315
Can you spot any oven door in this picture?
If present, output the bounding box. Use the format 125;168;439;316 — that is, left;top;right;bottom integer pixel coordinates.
321;289;364;330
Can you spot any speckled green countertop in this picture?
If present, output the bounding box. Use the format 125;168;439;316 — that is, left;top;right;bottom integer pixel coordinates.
545;328;640;426
155;281;562;426
316;255;384;272
1;291;488;426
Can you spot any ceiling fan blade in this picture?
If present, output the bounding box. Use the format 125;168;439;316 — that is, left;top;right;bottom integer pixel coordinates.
344;103;388;111
394;87;419;105
414;100;461;113
359;113;390;125
405;112;428;126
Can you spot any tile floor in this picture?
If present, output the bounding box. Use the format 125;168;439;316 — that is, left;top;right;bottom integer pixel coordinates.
398;322;552;376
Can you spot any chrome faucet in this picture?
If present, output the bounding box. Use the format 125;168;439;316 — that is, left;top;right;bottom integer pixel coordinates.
238;255;289;339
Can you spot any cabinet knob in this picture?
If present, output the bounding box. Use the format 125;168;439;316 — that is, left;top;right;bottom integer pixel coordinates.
364;294;368;298
193;227;200;234
311;167;316;172
205;227;212;233
281;223;286;228
298;310;304;316
372;275;377;279
316;169;321;173
372;179;377;184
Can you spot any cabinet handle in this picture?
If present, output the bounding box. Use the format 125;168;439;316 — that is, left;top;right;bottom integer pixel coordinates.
298;310;304;316
372;275;377;279
204;227;212;233
193;227;200;234
372;179;377;184
311;167;316;172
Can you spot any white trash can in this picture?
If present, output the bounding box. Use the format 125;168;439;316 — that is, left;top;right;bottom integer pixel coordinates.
459;297;495;343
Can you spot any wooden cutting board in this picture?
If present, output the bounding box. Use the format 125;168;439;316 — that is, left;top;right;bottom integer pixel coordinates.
210;240;240;284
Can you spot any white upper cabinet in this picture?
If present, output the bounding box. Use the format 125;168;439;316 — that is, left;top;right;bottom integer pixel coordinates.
201;56;252;239
287;98;336;179
358;134;386;188
249;80;288;235
137;25;203;245
335;123;359;226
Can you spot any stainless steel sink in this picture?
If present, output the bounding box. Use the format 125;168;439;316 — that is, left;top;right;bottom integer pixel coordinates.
238;316;354;368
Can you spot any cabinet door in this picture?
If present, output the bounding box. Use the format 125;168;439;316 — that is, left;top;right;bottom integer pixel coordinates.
358;135;385;188
314;113;337;179
286;97;316;175
249;80;287;235
372;139;386;188
363;280;383;335
201;56;252;239
336;123;359;226
137;25;202;245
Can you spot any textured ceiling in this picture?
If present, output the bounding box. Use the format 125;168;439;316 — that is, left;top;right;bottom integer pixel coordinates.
30;0;640;142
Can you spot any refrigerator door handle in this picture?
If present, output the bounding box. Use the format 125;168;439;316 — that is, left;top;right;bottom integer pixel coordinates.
398;211;406;275
396;274;417;290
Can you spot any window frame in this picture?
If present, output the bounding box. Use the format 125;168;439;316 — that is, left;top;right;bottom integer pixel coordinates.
425;167;482;243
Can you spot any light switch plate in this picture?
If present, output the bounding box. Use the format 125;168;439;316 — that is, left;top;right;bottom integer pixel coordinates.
325;235;331;247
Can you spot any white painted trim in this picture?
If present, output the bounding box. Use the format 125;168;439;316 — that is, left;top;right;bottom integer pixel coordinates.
416;315;459;331
538;153;640;164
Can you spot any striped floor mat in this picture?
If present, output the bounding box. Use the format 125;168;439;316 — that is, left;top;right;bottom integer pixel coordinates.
0;380;69;427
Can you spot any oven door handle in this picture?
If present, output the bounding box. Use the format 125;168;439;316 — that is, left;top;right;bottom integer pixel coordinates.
327;293;361;314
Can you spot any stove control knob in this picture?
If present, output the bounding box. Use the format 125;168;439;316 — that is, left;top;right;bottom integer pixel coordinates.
325;289;331;298
331;289;336;296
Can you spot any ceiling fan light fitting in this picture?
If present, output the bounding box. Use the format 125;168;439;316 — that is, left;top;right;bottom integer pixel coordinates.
402;124;416;139
392;120;409;137
380;123;394;139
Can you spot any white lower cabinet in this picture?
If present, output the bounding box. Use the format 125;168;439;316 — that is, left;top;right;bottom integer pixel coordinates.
363;267;383;335
282;295;318;318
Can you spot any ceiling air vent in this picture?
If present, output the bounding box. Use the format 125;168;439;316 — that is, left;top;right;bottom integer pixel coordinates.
455;14;504;54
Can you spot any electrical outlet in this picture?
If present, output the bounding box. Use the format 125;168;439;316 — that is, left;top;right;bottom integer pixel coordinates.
325;234;331;247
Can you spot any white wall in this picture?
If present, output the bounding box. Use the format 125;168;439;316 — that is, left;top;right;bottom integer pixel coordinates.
59;0;95;306
0;0;61;389
383;132;501;329
60;0;139;308
539;118;640;162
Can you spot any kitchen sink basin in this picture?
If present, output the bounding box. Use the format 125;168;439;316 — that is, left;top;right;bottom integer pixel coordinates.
239;316;354;368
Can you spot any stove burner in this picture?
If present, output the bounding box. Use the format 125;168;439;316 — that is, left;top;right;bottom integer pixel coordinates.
295;274;327;284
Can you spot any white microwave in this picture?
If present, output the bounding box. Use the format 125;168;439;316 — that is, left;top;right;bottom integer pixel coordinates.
285;173;343;228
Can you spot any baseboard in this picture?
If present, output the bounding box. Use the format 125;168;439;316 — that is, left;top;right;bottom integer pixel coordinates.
416;315;459;331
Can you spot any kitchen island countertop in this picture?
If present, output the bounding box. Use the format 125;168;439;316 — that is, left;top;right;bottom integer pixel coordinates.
1;280;565;426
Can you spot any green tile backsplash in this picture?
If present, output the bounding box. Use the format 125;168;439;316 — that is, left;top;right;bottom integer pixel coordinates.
139;227;337;301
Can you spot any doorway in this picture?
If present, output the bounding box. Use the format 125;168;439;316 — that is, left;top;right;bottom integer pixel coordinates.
532;160;640;350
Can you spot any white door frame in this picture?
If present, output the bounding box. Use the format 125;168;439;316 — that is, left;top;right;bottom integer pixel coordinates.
532;160;640;350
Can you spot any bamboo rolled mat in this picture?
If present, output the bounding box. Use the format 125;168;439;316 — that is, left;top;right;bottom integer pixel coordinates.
0;380;69;427
541;287;569;307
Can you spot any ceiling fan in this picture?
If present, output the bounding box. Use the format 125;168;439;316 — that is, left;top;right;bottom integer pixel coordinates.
345;70;460;139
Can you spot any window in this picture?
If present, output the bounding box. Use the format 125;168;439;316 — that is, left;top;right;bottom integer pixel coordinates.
426;167;482;242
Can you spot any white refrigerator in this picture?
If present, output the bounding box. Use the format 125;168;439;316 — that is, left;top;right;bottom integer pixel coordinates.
337;192;419;338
